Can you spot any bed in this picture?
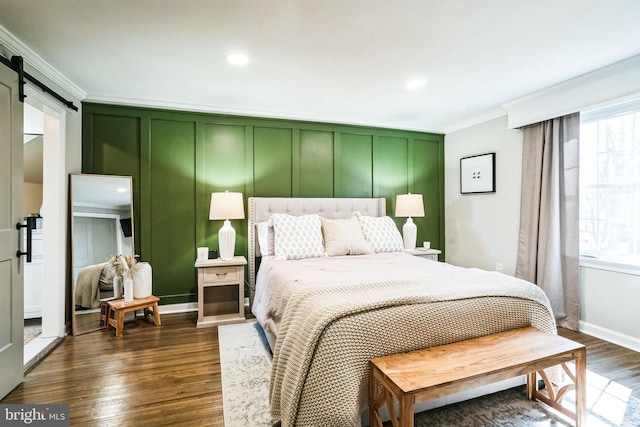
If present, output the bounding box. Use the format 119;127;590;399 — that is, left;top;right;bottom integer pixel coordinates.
74;263;114;309
247;197;557;427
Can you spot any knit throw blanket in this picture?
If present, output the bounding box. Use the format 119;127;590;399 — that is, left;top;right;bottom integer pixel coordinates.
74;263;106;309
269;268;556;427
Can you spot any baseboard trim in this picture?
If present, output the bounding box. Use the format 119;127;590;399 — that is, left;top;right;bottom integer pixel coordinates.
158;302;197;314
157;300;251;316
579;321;640;353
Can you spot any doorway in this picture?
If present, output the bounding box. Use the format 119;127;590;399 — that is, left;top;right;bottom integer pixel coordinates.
22;92;66;368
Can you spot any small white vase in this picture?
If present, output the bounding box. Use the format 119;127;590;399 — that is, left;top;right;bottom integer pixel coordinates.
133;262;152;298
123;276;134;302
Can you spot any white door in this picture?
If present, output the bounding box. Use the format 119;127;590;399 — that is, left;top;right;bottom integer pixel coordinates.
0;63;24;398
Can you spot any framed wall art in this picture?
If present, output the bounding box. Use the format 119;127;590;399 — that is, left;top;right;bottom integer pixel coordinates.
460;152;496;194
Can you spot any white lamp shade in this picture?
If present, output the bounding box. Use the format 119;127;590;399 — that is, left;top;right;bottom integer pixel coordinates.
395;193;425;218
209;192;245;220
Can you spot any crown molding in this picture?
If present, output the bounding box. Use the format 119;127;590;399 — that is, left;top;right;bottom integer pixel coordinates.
0;24;86;101
502;54;640;128
84;94;446;134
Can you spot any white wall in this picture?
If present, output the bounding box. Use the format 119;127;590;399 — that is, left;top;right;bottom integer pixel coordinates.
580;267;640;350
445;115;640;352
444;115;523;276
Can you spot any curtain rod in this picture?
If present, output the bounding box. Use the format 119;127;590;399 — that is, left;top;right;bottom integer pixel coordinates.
0;54;78;112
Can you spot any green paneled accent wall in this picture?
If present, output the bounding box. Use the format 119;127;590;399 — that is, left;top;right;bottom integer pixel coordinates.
148;119;196;303
201;123;249;270
337;133;373;197
254;127;292;197
375;136;409;215
82;103;445;305
298;130;334;197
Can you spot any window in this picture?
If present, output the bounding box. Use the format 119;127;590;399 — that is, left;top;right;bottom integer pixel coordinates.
579;98;640;268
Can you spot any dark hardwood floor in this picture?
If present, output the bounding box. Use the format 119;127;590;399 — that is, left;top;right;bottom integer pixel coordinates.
3;313;640;426
559;328;640;399
3;312;223;426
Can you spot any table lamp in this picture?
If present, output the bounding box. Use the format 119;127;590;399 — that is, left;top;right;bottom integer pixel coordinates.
209;191;245;260
395;193;425;250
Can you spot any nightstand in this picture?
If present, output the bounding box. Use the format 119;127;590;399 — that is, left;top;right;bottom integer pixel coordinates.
405;248;441;261
194;256;247;328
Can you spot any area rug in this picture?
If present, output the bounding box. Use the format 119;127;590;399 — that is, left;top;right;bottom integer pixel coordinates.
219;321;640;427
23;320;42;345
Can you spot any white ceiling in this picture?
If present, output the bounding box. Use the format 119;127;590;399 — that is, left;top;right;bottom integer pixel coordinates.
1;0;639;133
71;175;132;211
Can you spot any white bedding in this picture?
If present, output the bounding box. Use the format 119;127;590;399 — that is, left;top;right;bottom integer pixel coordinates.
251;252;459;339
261;253;556;426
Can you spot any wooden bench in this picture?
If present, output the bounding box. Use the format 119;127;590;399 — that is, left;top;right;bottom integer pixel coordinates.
106;295;161;337
369;327;586;427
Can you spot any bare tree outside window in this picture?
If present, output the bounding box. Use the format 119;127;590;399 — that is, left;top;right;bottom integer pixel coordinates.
580;110;640;265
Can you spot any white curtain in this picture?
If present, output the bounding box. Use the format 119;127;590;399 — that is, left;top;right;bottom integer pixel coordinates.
516;112;580;330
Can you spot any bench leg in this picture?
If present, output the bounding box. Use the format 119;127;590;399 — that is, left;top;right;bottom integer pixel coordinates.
398;394;414;427
526;372;537;400
369;365;412;427
575;348;587;427
369;366;384;427
529;351;587;426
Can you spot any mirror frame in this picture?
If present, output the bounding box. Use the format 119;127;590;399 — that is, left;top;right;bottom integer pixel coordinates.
70;173;135;335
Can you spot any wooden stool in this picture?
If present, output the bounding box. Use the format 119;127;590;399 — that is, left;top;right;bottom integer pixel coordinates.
106;295;161;337
369;327;586;427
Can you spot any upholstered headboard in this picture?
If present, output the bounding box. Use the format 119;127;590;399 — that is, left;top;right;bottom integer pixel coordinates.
247;197;386;302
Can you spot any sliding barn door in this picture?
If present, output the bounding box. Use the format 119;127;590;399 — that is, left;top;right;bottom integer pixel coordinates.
0;62;24;398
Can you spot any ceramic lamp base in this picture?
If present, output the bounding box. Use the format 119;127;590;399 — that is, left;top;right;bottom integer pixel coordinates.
402;217;417;250
218;219;236;260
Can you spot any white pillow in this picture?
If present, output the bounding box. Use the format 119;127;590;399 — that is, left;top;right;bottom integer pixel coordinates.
256;220;275;257
321;216;373;256
356;213;404;253
271;213;324;260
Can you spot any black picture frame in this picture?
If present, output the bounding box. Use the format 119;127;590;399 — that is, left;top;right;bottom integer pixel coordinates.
460;152;496;194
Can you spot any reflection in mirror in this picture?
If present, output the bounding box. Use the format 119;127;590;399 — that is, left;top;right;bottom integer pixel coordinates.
70;174;134;335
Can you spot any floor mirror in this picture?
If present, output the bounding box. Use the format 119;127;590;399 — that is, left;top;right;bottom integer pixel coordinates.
70;174;134;335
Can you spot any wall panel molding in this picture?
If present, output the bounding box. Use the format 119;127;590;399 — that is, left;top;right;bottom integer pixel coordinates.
82;102;444;304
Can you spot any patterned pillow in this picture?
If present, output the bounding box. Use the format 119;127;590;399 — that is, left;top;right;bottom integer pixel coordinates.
321;216;373;256
356;213;404;253
271;213;324;260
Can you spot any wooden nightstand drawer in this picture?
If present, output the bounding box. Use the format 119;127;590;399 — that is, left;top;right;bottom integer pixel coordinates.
203;265;239;283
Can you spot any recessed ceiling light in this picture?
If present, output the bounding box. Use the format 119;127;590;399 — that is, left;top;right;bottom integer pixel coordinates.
226;53;249;66
406;78;427;90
